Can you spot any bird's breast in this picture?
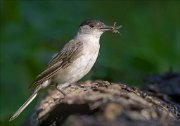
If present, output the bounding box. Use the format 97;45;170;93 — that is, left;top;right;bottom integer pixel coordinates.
52;41;100;84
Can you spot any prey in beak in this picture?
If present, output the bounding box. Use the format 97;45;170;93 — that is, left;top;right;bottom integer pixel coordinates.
100;22;122;33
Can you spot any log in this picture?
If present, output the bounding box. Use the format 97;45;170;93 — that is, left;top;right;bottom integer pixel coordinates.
24;77;180;126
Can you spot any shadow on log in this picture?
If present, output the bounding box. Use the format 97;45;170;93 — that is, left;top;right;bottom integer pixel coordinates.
24;73;180;126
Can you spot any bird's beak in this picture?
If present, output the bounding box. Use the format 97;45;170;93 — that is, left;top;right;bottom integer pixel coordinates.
100;25;114;32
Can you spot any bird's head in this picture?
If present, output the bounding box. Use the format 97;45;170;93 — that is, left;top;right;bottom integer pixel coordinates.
78;19;121;37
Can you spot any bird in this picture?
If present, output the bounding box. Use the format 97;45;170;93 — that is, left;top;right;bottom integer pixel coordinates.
9;19;120;121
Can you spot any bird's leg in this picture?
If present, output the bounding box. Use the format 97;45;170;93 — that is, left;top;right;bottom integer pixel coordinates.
56;83;71;96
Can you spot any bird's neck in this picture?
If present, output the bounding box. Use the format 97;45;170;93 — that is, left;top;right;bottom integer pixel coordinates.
75;33;101;45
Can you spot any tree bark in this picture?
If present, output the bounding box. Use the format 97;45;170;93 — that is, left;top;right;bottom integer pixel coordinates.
24;73;180;126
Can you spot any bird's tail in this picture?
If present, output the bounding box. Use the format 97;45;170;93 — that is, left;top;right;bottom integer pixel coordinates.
9;86;41;121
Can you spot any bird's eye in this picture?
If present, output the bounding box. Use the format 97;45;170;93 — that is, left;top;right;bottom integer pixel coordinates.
89;24;94;28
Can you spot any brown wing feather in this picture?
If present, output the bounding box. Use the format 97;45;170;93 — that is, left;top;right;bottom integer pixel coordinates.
29;40;83;88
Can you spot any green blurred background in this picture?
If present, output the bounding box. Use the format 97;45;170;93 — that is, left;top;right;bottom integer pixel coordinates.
0;0;179;126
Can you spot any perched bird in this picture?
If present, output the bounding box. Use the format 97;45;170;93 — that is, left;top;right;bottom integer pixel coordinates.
9;19;120;121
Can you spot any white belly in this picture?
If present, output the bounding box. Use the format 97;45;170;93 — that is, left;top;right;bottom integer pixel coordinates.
52;44;99;84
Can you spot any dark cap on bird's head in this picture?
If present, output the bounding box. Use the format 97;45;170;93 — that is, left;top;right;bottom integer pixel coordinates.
80;19;105;28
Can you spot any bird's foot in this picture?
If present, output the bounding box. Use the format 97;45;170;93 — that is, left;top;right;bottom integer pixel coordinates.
56;83;71;96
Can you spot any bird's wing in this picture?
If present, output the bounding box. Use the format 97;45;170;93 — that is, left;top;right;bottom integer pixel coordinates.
29;40;83;88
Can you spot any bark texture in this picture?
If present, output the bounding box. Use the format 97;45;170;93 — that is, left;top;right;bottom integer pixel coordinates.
24;73;180;126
